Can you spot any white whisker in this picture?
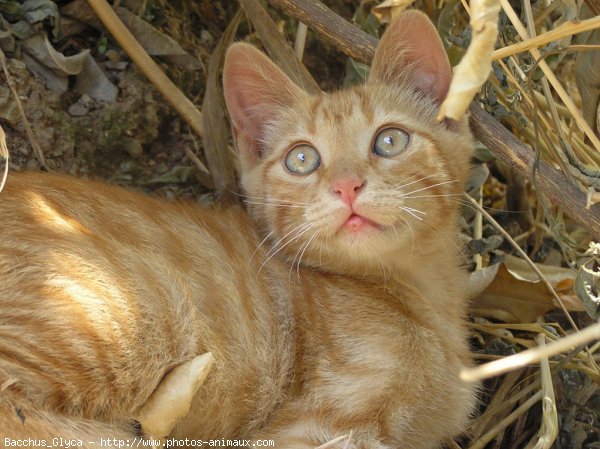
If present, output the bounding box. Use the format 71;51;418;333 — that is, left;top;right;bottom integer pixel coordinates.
243;200;305;209
392;173;436;190
250;231;273;262
403;193;463;199
401;206;426;214
400;207;424;221
401;179;458;197
296;230;319;277
266;222;311;259
260;225;313;272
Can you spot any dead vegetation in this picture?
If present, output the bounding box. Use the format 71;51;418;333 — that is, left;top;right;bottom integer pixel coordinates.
0;0;599;447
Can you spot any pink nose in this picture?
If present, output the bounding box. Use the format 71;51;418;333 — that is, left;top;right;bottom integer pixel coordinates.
331;178;365;206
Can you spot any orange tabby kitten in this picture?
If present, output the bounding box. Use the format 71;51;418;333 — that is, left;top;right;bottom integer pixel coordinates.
0;11;476;449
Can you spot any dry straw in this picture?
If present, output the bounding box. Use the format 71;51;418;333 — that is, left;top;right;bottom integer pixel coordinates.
438;0;501;121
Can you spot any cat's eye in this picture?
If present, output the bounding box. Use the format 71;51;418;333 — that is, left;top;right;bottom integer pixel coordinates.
373;127;410;158
284;145;321;175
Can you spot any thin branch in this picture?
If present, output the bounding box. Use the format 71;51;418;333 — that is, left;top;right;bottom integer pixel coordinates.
469;103;600;239
267;0;377;62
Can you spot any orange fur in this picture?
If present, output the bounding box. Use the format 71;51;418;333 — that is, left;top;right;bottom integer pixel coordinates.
1;11;476;449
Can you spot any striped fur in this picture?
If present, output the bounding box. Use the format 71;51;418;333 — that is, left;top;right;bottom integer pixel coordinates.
1;11;476;449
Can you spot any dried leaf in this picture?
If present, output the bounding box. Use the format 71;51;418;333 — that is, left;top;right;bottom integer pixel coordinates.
503;255;576;285
467;235;503;256
473;256;580;322
575;255;600;320
466;263;500;299
21;0;60;39
61;0;201;70
574;26;600;137
21;51;68;93
0;0;59;40
474;264;552;322
0;15;35;40
201;10;242;202
21;33;89;76
115;7;201;70
438;0;501;121
466;162;490;192
136;353;214;440
372;0;414;24
74;54;118;102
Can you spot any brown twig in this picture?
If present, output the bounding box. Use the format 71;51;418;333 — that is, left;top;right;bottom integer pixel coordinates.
265;0;600;239
468;104;600;238
267;0;378;63
85;0;204;138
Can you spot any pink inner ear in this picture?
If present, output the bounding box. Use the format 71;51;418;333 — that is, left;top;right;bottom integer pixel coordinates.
369;10;452;103
412;71;445;101
223;43;303;156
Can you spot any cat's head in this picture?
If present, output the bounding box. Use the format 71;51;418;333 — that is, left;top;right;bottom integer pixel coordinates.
223;10;473;275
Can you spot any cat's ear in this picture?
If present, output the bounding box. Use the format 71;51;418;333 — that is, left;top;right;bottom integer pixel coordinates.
369;10;451;103
223;43;304;161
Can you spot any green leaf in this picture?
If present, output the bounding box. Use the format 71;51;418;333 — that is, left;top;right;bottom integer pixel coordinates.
97;36;108;54
343;58;370;87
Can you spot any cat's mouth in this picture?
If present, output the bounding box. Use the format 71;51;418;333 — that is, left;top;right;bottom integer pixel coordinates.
340;213;382;233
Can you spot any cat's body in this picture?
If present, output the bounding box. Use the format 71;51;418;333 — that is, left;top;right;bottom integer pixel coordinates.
1;11;476;449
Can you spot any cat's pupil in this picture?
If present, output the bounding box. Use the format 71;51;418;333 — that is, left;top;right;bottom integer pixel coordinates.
298;152;306;162
383;136;393;146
